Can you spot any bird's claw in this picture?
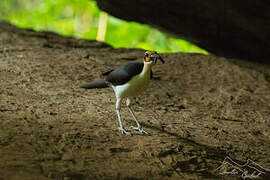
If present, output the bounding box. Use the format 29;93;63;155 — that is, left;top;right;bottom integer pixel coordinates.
118;127;132;135
131;126;149;135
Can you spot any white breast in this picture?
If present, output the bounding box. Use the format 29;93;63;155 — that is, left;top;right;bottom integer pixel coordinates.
112;73;151;98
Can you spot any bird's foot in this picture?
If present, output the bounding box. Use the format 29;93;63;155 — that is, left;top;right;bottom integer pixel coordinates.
131;126;149;135
118;127;132;135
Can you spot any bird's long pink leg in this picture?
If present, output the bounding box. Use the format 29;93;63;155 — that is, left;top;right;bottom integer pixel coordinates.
126;98;149;135
116;98;131;135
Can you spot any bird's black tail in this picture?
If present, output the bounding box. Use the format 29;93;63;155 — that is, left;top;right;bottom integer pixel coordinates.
80;80;109;89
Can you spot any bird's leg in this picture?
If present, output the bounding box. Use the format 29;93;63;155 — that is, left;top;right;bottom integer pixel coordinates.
126;98;148;135
116;98;131;135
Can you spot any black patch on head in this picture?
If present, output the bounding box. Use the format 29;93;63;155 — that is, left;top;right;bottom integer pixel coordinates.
144;53;149;60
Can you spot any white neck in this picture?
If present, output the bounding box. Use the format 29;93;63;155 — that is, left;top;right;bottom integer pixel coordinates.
141;61;153;75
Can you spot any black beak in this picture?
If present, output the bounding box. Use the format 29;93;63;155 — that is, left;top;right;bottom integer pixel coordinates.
150;54;165;64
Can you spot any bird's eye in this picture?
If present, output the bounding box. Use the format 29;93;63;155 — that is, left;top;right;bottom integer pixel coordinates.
144;54;149;57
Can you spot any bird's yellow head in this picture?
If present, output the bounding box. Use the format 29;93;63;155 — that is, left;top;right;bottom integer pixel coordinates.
144;50;165;64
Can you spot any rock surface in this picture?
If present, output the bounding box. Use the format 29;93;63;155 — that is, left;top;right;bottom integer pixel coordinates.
0;21;270;179
97;0;270;63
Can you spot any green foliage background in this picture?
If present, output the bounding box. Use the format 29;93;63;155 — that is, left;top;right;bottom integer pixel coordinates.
0;0;207;53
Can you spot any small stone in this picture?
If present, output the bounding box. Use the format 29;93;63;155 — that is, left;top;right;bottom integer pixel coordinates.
62;152;74;161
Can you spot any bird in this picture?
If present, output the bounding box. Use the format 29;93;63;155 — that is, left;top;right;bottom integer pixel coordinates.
81;50;165;135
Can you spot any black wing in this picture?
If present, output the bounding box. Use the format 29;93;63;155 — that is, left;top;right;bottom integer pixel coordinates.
105;61;144;86
102;69;114;76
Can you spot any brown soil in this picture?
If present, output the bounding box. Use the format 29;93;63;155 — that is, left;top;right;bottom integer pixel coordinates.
0;21;270;180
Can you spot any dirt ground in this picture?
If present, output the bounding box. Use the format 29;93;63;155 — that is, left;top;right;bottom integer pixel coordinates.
0;21;270;180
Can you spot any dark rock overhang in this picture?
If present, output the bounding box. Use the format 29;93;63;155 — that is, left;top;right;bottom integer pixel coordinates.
97;0;270;63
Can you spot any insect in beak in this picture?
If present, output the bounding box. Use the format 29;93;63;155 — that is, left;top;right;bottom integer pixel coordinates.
158;55;165;64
